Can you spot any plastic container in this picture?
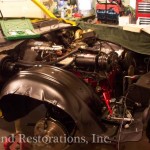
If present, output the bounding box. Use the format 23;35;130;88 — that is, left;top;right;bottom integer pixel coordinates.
76;0;94;17
61;9;65;18
79;9;94;17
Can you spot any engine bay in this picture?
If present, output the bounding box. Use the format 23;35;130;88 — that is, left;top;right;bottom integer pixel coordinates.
1;26;150;120
0;26;150;149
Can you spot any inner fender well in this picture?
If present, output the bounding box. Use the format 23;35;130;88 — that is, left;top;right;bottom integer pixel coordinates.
0;94;41;121
0;66;103;136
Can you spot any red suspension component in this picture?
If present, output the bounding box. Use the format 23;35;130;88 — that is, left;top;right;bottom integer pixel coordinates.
103;92;113;115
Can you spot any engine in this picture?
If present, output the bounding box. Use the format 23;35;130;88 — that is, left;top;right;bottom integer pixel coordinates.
0;27;149;100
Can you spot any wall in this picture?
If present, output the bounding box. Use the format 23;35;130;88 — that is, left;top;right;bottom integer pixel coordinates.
0;0;46;18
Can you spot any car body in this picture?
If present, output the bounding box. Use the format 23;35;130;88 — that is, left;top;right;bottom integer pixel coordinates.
0;3;150;150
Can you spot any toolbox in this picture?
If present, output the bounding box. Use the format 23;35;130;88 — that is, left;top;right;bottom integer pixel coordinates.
0;18;40;40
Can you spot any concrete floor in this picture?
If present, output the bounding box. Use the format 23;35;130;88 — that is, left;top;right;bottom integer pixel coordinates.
0;105;150;150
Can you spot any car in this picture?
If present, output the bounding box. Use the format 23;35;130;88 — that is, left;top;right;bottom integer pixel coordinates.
0;1;150;150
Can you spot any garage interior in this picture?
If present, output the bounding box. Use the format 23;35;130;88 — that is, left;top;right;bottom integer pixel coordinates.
0;0;150;150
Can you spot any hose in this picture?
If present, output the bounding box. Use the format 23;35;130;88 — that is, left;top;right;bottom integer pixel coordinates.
16;47;79;67
31;0;76;26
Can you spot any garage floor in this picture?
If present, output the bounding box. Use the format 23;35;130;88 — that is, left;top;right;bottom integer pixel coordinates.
0;105;149;150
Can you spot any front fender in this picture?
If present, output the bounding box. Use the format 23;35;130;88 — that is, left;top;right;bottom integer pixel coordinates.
0;66;103;136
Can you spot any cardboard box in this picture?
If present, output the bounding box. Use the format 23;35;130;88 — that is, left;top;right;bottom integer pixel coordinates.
119;16;131;26
0;0;47;18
